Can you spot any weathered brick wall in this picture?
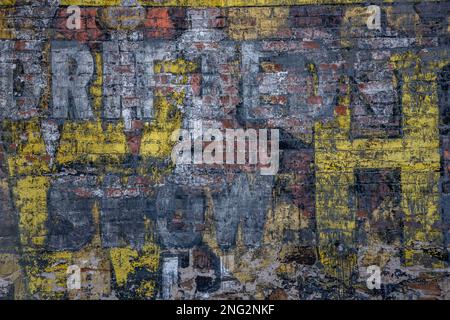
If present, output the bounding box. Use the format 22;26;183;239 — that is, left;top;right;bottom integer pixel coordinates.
0;0;449;299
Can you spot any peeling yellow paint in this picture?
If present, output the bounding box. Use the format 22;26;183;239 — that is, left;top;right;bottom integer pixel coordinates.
6;120;50;177
307;63;319;97
140;91;182;159
140;58;195;160
135;279;157;298
0;0;15;6
314;52;449;284
154;59;198;75
110;242;160;288
56;120;128;166
24;251;72;299
109;247;137;286
98;6;145;31
3;119;74;298
60;0;441;7
0;254;20;277
69;202;112;299
14;176;50;248
228;7;289;40
0;9;14;39
109;218;160;296
90;51;103;117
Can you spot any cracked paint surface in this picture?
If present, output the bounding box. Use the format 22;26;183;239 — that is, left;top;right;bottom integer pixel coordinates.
0;0;450;300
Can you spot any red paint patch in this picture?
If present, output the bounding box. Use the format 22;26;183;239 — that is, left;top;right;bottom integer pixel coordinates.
335;105;348;116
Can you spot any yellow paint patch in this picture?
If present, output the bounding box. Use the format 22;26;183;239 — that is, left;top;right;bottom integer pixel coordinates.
3;119;75;298
61;0;120;5
140;58;196;160
154;59;198;75
0;0;15;6
109;217;160;296
60;0;440;7
90;51;103;117
228;7;288;40
140;90;182;158
98;6;145;31
109;247;137;286
0;254;20;276
6;120;50;177
135;279;157;298
24;251;72;299
56;120;128;166
14;176;50;248
0;9;13;39
109;242;160;289
307;63;319;96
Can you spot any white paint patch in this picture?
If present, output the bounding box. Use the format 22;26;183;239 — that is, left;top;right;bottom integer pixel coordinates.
162;256;178;299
